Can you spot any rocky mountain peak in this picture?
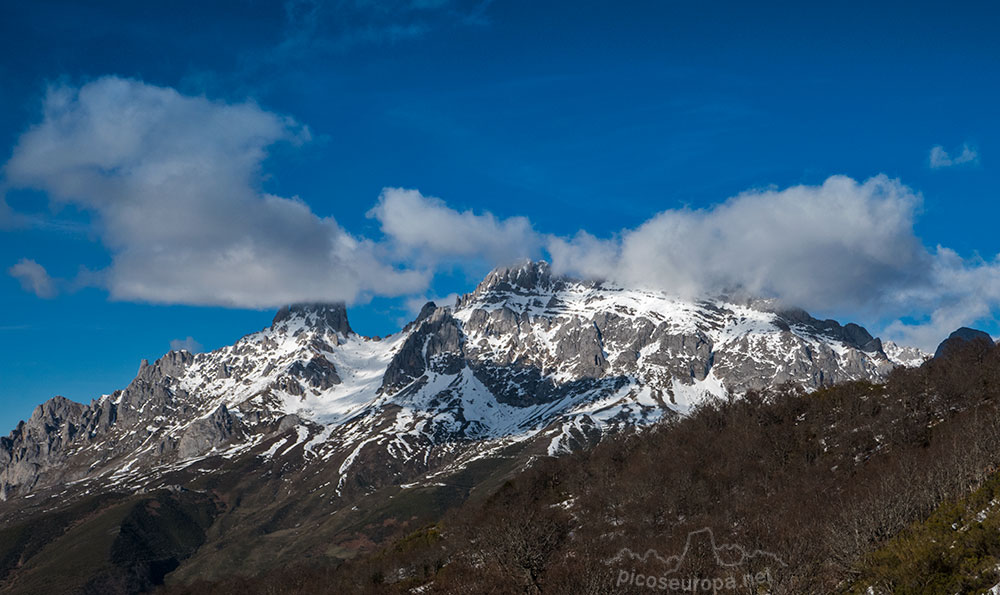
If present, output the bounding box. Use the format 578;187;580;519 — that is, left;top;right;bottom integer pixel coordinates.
27;395;84;429
771;307;883;354
934;327;996;359
472;260;556;297
136;350;195;383
271;303;353;336
414;301;438;324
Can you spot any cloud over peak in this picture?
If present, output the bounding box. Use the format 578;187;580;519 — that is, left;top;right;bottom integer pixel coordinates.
369;187;541;265
549;175;928;311
169;336;204;353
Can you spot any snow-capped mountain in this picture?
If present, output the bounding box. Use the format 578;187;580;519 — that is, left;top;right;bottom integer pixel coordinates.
0;261;927;503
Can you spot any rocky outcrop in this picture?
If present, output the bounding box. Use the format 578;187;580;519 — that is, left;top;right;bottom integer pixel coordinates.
382;307;464;393
0;397;83;498
272;303;353;337
177;405;243;459
468;260;558;300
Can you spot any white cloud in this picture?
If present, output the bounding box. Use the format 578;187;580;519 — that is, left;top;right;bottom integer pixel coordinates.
3;77;427;308
8;258;56;298
169;336;204;353
929;143;979;169
547;230;623;285
550;175;928;313
882;248;1000;349
369;187;542;265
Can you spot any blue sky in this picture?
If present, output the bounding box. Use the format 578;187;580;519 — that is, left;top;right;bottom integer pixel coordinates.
1;0;999;432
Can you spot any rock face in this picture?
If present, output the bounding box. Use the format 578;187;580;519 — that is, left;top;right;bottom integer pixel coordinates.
272;303;353;336
934;327;996;359
0;261;929;501
177;405;243;459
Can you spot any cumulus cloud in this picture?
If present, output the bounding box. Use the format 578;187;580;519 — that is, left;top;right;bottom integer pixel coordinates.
3;77;427;308
550;175;929;312
369;187;542;265
929;143;979;169
8;258;57;298
169;336;204;353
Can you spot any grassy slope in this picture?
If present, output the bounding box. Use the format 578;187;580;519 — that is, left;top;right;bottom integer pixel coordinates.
165;437;538;586
0;494;132;594
0;490;217;594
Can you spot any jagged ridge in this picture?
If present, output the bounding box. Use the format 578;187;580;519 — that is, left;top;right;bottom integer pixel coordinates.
0;261;929;502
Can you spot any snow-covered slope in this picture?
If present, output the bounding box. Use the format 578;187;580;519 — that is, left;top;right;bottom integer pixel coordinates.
0;261;927;501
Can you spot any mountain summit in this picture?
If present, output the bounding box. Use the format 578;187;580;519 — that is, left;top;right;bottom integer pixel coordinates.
271;303;354;336
934;327;996;359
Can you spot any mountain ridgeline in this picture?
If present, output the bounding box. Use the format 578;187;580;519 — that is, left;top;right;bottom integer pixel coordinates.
0;261;925;503
0;261;943;593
